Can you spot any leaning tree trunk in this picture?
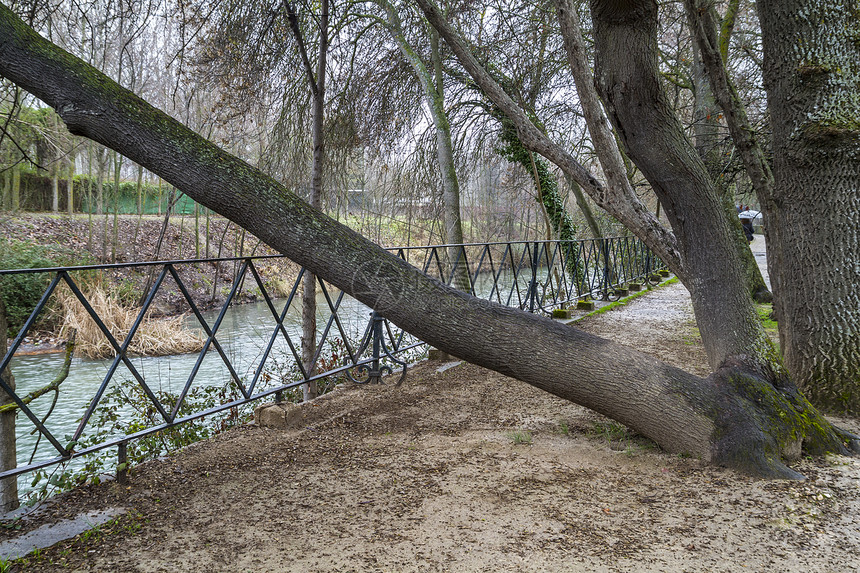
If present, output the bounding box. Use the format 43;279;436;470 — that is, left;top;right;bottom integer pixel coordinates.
686;21;771;303
756;0;860;414
0;3;854;478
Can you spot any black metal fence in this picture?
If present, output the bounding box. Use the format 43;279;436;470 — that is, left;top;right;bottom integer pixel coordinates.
0;236;665;486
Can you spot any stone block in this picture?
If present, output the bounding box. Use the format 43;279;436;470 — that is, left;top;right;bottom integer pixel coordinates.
552;308;572;319
428;348;452;361
254;402;304;430
576;300;595;311
627;283;642;292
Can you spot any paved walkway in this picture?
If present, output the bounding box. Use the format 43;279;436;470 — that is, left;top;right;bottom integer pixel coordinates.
750;234;770;287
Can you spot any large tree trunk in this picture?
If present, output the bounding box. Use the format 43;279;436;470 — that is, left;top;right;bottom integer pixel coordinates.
756;0;860;414
588;0;767;370
0;3;854;477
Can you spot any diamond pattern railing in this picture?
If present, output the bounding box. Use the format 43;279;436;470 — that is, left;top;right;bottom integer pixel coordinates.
0;236;665;483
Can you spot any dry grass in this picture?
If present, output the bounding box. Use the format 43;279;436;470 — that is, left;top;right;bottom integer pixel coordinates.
267;276;296;299
56;286;205;360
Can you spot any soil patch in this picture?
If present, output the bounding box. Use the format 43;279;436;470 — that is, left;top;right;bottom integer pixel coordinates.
2;281;859;572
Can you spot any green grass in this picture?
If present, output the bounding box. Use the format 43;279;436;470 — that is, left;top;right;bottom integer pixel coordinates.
508;430;533;445
590;420;631;442
756;303;778;331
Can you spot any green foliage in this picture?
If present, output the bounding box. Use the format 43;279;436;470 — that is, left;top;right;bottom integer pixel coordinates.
74;176;197;215
0;239;95;337
84;383;244;469
495;116;578;244
0;239;98;337
23;382;245;504
0;241;54;336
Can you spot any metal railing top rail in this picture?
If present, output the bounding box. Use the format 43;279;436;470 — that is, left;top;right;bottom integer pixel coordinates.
0;236;665;483
388;236;638;250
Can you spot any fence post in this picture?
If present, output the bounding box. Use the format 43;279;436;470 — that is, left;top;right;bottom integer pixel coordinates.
369;311;384;384
0;297;19;513
117;441;128;485
529;242;540;313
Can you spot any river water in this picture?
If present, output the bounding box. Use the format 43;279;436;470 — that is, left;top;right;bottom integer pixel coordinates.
9;290;375;496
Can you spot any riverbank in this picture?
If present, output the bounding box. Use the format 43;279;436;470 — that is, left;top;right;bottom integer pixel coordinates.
2;273;858;572
1;213;303;356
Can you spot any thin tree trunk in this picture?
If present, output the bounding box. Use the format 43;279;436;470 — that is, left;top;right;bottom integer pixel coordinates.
565;174;602;239
96;150;107;260
52;169;59;212
132;163;144;250
86;143;93;250
381;2;470;290
112;151;122;263
287;0;329;400
1;167;9;211
685;4;770;302
11;164;19;211
138;188;177;307
67;156;75;215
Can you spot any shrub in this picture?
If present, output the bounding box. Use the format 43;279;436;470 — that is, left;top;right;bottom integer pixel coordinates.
0;240;56;337
0;239;96;338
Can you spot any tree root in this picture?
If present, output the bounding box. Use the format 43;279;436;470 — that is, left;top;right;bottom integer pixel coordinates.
710;364;857;479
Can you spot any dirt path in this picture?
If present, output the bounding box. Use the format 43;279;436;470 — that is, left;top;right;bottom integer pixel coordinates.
2;278;860;572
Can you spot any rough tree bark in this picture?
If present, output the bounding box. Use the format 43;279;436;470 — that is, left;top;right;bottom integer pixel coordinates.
0;3;855;477
688;0;860;414
755;0;860;414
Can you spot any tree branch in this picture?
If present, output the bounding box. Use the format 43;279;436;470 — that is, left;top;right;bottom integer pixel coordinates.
411;0;683;277
0;333;75;414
